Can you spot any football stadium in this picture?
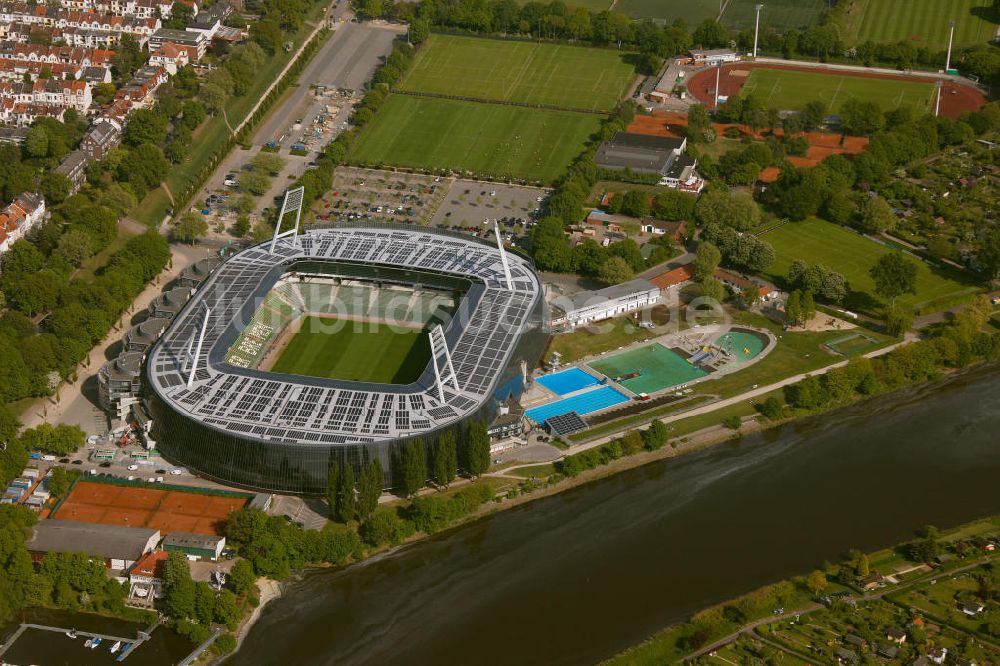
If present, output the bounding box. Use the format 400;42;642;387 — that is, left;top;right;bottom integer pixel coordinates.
146;224;544;494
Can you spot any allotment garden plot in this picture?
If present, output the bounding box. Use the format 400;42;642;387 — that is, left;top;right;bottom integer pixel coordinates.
350;95;601;183
762;218;979;313
400;35;635;112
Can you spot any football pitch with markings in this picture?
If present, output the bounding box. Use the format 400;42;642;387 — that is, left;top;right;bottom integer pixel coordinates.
742;67;936;113
399;34;635;112
842;0;997;50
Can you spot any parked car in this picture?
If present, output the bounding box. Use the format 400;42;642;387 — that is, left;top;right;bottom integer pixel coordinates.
127;464;138;471
170;469;183;475
58;458;70;464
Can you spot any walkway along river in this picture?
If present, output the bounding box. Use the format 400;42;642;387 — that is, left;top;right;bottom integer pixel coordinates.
228;364;1000;666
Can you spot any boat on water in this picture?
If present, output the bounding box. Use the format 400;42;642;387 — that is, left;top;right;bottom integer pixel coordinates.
65;629;77;638
84;639;93;648
115;643;132;662
110;641;122;653
90;637;102;649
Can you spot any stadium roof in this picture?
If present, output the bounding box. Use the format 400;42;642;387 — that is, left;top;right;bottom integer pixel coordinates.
148;226;541;446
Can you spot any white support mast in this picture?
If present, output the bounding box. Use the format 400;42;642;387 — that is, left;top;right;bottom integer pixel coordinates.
714;65;721;108
753;4;764;59
493;219;513;290
945;20;956;72
269;186;305;254
186;306;211;388
428;324;459;402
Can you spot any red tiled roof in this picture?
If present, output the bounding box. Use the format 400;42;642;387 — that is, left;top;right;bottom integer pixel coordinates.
649;263;695;289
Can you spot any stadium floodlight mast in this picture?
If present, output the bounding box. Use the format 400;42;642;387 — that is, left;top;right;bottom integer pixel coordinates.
493;219;513;290
753;4;764;59
269;186;306;254
714;65;721;108
186;306;211;388
428;324;459;403
945;20;956;72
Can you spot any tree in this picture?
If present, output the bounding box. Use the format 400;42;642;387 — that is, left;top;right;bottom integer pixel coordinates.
884;305;913;337
839;98;884;135
25;126;48;158
173;212;208;244
40;173;71;205
465;420;490;478
162;552;196;620
758;395;784;420
357;458;382;520
326;465;339;520
54;229;94;267
251;152;285;176
785;290;802;325
686;104;711;142
652;190;695;221
695;190;760;231
227;559;256;597
699;276;725;302
251;19;283;55
397;438;426;497
859;195;896;233
620;190;650;218
800;290;816;323
123;108;168;147
233;215;251;238
598;256;633;285
213;589;240;628
433;432;457;488
334;464;356;523
870;253;917;303
241;170;271;196
802;100;827;130
531;217;573;272
694;241;721;280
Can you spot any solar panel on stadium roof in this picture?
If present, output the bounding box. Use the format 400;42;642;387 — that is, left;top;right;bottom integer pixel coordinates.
545;412;587;437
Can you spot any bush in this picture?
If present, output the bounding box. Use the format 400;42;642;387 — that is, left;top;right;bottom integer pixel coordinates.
211;632;237;655
359;510;414;548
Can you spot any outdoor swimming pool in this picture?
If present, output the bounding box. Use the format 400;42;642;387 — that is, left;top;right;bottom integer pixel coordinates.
525;386;630;424
588;344;707;395
536;368;600;395
715;329;766;363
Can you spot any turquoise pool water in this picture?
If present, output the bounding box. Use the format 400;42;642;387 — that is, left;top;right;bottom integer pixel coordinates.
537;368;600;395
525;386;630;424
715;330;766;363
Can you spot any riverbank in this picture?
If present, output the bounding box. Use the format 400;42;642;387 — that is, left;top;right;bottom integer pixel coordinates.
608;514;1000;665
228;578;282;659
227;359;1000;665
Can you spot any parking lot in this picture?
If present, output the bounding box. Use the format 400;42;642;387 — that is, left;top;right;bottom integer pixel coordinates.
314;167;550;237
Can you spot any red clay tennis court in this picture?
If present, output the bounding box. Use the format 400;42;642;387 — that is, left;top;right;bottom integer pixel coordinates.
52;480;250;536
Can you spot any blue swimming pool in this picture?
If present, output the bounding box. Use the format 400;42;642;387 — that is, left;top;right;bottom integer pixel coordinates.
525;386;630;424
537;368;600;395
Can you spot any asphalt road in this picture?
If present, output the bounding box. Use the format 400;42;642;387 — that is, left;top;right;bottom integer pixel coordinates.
252;21;403;147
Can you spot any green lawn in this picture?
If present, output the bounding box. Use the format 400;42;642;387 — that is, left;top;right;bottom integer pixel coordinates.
721;0;827;31
615;0;719;23
400;35;635;112
350;95;601;183
270;316;431;383
742;67;936;113
842;0;998;50
761;218;980;313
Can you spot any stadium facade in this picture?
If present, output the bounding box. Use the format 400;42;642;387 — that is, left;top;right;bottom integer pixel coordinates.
145;225;545;494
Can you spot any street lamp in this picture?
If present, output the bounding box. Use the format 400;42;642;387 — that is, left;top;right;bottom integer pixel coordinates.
753;4;764;59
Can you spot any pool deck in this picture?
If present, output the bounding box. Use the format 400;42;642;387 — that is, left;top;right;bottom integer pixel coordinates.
523;324;777;415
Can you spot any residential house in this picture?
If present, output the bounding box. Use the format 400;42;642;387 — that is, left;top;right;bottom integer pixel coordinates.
148;27;206;59
960;601;985;616
639;218;687;241
0;191;45;254
885;627;906;643
834;647;859;664
148;41;189;75
79;116;122;160
54;149;88;191
128;549;168;600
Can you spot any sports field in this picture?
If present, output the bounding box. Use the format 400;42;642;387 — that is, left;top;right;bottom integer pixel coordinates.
589;343;708;395
270;315;431;384
842;0;997;50
761;218;979;312
350;95;601;182
54;479;250;536
742;67;936;112
721;0;826;31
400;35;635;112
607;0;718;24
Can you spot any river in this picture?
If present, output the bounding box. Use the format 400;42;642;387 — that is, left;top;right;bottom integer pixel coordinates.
231;365;1000;666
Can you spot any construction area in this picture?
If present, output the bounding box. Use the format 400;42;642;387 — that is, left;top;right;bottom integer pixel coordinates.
50;479;251;537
